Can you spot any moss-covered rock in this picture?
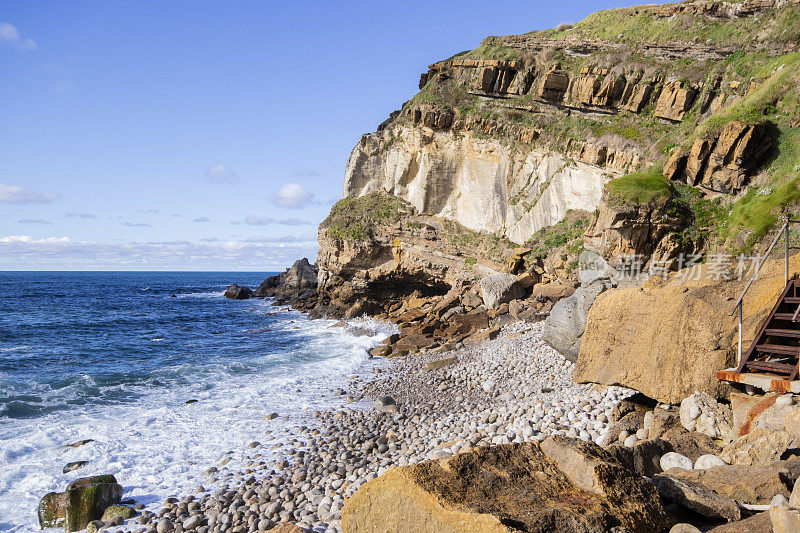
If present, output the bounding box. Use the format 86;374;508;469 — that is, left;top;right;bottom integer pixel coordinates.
37;491;66;529
64;475;123;532
101;504;137;522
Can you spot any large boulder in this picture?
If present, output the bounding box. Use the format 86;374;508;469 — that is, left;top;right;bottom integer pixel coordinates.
479;273;525;309
542;280;611;362
342;438;671;533
64;475;124;532
575;256;800;404
223;283;253;300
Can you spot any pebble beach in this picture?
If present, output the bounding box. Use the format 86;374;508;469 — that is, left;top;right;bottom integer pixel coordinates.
126;320;631;533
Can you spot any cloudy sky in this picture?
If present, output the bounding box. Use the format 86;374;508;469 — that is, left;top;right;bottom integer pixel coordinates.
1;0;638;271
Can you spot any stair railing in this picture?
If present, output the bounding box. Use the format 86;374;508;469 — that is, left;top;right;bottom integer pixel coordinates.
730;217;800;366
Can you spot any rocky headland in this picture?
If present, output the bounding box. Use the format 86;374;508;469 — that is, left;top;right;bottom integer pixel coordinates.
40;0;800;531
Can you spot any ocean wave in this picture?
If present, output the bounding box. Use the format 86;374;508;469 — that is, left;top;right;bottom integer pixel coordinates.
0;346;30;353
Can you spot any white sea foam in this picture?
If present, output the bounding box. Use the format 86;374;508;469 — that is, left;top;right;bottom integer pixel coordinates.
0;309;396;531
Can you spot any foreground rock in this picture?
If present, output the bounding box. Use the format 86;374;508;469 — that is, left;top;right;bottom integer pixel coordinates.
40;475;124;531
576;256;800;404
342;438;671;532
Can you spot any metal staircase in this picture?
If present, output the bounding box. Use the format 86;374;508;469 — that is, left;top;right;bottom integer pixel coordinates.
735;277;800;379
718;218;800;392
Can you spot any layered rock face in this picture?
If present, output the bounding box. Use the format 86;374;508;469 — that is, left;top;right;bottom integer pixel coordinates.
344;125;618;245
315;195;495;317
664;121;774;193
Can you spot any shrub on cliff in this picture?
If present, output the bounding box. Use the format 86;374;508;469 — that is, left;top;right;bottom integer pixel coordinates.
606;167;674;207
321;193;409;242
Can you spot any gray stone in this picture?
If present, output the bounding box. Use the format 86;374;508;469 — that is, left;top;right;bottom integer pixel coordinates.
653;473;741;521
542;281;608;362
669;525;702;533
577;250;616;285
479;273;524;309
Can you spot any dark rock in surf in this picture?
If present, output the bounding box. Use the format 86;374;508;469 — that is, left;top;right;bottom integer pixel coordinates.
224;284;253;300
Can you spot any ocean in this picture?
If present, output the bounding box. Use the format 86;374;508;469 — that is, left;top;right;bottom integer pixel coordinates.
0;271;393;531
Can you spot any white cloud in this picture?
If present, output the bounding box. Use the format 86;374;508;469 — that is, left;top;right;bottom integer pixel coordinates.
203;164;238;184
0;23;37;51
0;235;70;244
121;221;153;228
64;212;97;219
0;182;58;204
193;217;210;223
18;218;52;224
238;215;313;226
271;182;314;209
0;235;318;270
244;216;272;226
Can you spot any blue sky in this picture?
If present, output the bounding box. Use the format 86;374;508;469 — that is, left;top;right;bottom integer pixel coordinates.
1;0;642;270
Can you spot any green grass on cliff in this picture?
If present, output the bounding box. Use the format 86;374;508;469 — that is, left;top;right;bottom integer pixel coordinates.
525;211;591;260
322;193;408;242
717;127;800;247
534;3;800;48
697;53;800;137
606;167;674;207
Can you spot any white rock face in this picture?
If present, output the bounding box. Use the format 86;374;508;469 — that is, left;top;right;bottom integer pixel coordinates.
679;391;733;441
660;452;693;471
344;126;617;244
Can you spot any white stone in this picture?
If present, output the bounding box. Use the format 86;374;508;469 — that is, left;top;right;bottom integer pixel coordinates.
643;411;654;430
773;494;790;507
623;434;638;448
776;395;794;407
660;452;693;471
636;428;649;440
693;454;727;470
790;474;800;508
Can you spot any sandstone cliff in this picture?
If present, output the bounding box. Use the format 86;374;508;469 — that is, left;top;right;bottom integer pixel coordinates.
322;0;800;302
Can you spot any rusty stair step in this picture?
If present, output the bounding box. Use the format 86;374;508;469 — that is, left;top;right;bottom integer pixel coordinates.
765;329;800;338
744;360;797;374
754;344;800;356
784;297;800;304
773;313;800;321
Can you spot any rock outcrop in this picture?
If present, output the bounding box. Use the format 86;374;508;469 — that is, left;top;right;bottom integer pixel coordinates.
664;121;773;193
583;200;689;270
342;438;671;532
41;475;125;533
255;258;318;298
575;255;800;404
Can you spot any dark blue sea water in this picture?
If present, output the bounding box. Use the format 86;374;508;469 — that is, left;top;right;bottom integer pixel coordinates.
0;271;392;531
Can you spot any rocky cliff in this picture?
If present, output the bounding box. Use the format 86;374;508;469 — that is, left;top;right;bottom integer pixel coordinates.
318;0;800;313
